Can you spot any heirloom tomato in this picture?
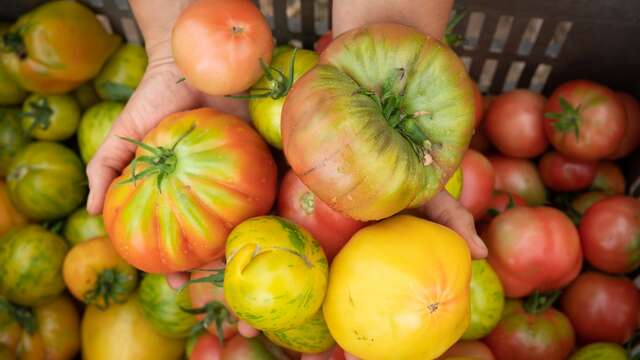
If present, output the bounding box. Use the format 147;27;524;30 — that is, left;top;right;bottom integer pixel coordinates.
188;332;222;360
0;0;120;94
459;149;495;220
73;82;100;110
21;93;80;141
481;191;526;221
277;169;366;261
569;343;628;360
489;155;547;205
314;31;333;53
486;207;582;297
264;310;335;354
172;0;273;95
0;180;26;237
224;216;328;331
94;43;148;101
544;80;625;160
439;341;495;360
77;101;124;163
282;23;475;221
0;109;29;176
607;92;640;159
63;237;137;308
538;151;597;191
62;208;107;246
103;108;277;273
220;335;288;360
590;161;626;195
570;191;606;216
324;215;471;360
0;24;26;106
0;225;68;306
461;260;504;340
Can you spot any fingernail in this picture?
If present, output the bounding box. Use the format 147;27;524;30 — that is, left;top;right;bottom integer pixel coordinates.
474;235;487;251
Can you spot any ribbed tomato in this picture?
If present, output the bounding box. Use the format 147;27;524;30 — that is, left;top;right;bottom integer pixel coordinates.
103;108;277;273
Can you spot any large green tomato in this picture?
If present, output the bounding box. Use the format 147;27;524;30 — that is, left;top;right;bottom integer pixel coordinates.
0;23;27;106
6;142;87;220
0;109;29;176
94;44;148;101
63;208;107;246
249;47;318;149
137;273;198;339
77;101;124;163
21;93;81;141
462;259;505;340
569;343;628;360
224;216;328;331
282;23;475;221
0;225;68;306
263;310;335;353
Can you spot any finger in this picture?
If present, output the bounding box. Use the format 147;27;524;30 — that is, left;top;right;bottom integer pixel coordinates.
237;320;260;338
420;190;488;259
300;347;334;360
165;272;189;290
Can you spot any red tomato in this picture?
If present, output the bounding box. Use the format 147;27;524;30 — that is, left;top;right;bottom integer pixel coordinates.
191;333;222;360
561;271;640;344
538;151;597;191
459;150;495;220
277;170;366;261
486;207;582;297
314;31;333;53
591;161;626;195
489;156;547;205
544;80;626;160
439;341;495;360
482;191;526;221
220;335;285;359
472;82;484;127
328;346;346;360
486;90;548;158
172;0;273;95
485;299;575;360
579;196;640;274
571;191;607;216
608;92;640;159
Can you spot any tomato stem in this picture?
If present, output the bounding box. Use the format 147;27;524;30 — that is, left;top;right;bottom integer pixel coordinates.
0;298;37;334
21;97;54;134
182;300;235;345
84;268;133;310
2;30;26;59
182;268;225;290
228;49;298;101
545;97;581;140
523;290;562;314
444;8;467;47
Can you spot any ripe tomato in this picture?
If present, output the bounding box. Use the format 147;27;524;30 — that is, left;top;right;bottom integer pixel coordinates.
485;299;575;360
220;335;288;360
62;208;107;246
282;23;475;221
538;151;597;191
172;0;273;95
0;1;120;94
277;170;366;261
224;216;328;331
0;180;26;237
103;108;277;273
486;207;582;297
314;31;333;53
608;92;640;159
0;109;29;177
461;260;504;340
561;272;640;344
485;90;548;158
94;44;148;101
489;155;547;205
324;215;471;360
77;101;124;163
63;237;137;308
264;310;335;354
579;196;640;274
544;80;626;160
189;332;222;360
569;343;628;360
459;150;495;220
439;341;495;360
590;161;626;195
21;93;80;141
571;191;607;216
482;191;526;221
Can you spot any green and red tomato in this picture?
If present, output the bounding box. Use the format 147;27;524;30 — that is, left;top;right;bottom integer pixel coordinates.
590;161;626;195
538;151;597;192
461;260;504;340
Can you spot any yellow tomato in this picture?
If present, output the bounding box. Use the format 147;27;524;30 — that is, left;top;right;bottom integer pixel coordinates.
323;215;471;360
264;310;335;353
0;180;26;237
445;167;463;200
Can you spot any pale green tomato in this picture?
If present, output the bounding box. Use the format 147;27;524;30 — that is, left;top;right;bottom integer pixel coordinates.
77;101;123;163
569;342;628;360
21;94;80;141
264;310;335;353
462;259;505;340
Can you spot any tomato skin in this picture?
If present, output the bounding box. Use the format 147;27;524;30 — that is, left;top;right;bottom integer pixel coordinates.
0;1;120;94
607;92;640;159
590;161;626;195
544;80;626;160
73;82;100;110
469;124;492;153
489;155;547;205
94;44;148;101
461;260;504;340
0;24;27;105
0;225;68;306
439;341;495;360
264;310;335;353
221;335;287;360
21;94;80;141
486;207;582;297
77;101;124;163
282;23;475;221
277;170;366;261
324;215;471;360
103;108;277;273
172;0;273;95
571;191;607;216
569;342;628;360
7;141;87;220
0;180;26;238
579;196;640;274
486;90;548;158
190;332;222;360
538;151;597;191
485;299;575;360
0;109;30;177
459;150;495;220
314;31;333;53
481;191;526;222
62;208;107;246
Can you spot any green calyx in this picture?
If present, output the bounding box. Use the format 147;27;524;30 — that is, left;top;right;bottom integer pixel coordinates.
545;97;582;140
182;300;236;344
523;290;561;314
299;192;315;215
182;268;225;290
84;268;132;310
119;123;196;191
444;9;467;47
23;97;54;133
1;30;26;59
232;48;299;100
0;298;37;334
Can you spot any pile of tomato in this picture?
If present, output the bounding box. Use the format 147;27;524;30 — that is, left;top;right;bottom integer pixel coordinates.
1;1;639;360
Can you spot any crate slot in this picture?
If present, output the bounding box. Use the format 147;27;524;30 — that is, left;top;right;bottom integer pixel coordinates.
545;21;573;58
502;61;526;92
288;39;303;48
489;15;514;54
517;18;544;56
96;14;113;34
478;59;498;92
463;11;486;51
257;0;275;28
113;0;129;11
286;0;302;33
529;63;552;93
460;56;473;73
121;17;142;44
87;0;104;8
314;0;330;35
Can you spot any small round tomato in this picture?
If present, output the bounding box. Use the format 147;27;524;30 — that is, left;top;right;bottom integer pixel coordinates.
481;191;526;221
264;310;335;354
459;150;495;220
21;94;80;141
489;155;547;205
571;191;607;216
538;151;597;191
0;180;26;237
314;31;333;53
62;208;107;246
63;237;137;308
461;260;504;340
561;272;640;344
486;207;582;297
324;215;471;360
607;92;640;159
0;109;29;177
77;101;124;163
224;216;328;331
569;342;628;360
277;170;366;261
590;161;626;195
439;341;495;360
485;299;575;360
485;89;548;158
172;0;273;95
189;333;221;360
544;80;626;160
579;196;640;274
94;44;148;101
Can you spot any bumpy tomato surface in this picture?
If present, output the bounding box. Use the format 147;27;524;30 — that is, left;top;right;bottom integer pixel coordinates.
324;215;471;360
103;108;277;273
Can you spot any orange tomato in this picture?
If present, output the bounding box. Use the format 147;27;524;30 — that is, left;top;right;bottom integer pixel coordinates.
0;180;26;237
